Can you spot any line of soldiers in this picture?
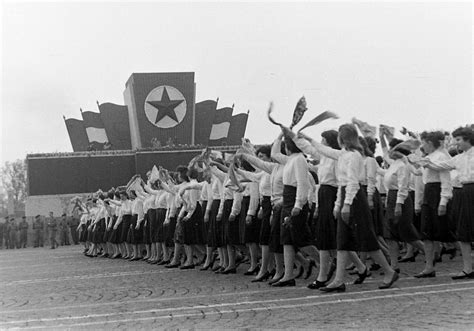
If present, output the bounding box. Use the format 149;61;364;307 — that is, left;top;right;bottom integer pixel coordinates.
0;213;80;249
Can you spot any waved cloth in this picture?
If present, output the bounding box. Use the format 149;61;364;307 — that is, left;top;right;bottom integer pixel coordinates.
336;187;380;252
269;203;283;253
120;215;132;243
207;199;223;248
220;199;233;246
259;196;272;245
163;216;177;247
315;185;338;251
457;183;474;242
383;190;420;243
183;203;204;245
361;185;385;237
280;185;312;247
420;183;456;242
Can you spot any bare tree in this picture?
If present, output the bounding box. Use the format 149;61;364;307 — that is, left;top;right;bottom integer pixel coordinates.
1;160;27;213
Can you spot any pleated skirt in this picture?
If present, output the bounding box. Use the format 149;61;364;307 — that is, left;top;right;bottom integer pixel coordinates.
420;183;456;242
207;199;222;248
183;203;204;245
383;189;420;243
457;183;474;242
315;185;338;251
120;214;132;243
155;208;167;243
336;186;380;252
259;196;272;245
280;185;311;247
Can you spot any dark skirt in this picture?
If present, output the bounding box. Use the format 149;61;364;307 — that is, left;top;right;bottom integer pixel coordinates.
207;199;222;248
142;213;151;245
259;196;272;245
155;208;166;243
220;199;233;246
280;185;311;247
361;185;385;237
336;186;380;252
128;214;143;244
409;191;421;231
449;187;462;239
457;183;474;242
120;214;132;243
147;209;157;243
227;204;241;246
86;220;93;242
383;190;420;243
110;217;123;244
420;183;456;242
164;216;177;246
106;216;117;242
315;185;338;251
269;202;283;254
239;196;250;245
92;218;106;244
183;203;204;245
307;202;317;240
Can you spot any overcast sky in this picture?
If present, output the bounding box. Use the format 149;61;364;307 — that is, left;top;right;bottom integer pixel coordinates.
1;1;472;165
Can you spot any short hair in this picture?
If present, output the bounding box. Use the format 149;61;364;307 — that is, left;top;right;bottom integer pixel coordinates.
240;159;255;172
177;165;190;182
359;136;374;157
119;191;128;199
452;126;474;145
375;155;384;167
321;130;340;150
420;131;445;149
187;167;198;180
365;137;377;155
256;145;271;158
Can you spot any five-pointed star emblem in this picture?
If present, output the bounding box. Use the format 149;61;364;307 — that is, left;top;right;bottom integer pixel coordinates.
146;87;184;124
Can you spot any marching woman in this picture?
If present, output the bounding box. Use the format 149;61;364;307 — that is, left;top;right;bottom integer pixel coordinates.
76;199;91;252
269;129;319;287
413;131;454;278
129;190;144;261
293;130;339;289
378;137;424;272
136;185;153;261
87;195;108;257
108;191;124;258
144;180;166;263
294;124;398;291
422;126;473;279
103;189;117;258
236;145;275;282
110;191;132;259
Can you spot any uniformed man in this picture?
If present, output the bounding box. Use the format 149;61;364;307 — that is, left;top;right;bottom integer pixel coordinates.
19;216;28;248
9;218;18;249
33;215;44;247
47;212;58;249
59;214;70;246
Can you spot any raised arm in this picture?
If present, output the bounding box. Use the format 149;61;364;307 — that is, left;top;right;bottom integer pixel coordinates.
271;133;289;165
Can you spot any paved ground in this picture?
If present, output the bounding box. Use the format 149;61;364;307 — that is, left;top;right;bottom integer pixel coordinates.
0;246;473;330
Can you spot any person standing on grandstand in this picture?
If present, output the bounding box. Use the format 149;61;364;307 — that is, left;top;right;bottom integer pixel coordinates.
47;212;58;249
33;215;44;247
19;216;28;248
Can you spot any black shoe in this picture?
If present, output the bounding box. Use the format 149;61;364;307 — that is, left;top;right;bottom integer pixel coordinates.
165;263;180;269
251;271;272;282
244;266;260;276
180;264;195;270
307;279;328;289
379;272;400;289
305;260;316;280
214;266;226;274
414;270;436;278
353;267;371;285
272;279;296;287
130;257;140;261
157;260;170;266
268;276;283;285
398;256;416;263
320;283;346;293
369;263;381;271
211;265;221;272
221;267;237;274
451;271;474;280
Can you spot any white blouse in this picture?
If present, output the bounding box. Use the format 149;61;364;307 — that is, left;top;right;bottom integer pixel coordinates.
383;159;410;204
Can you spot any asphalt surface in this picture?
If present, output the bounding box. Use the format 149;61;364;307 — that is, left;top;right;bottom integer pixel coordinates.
0;246;473;330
